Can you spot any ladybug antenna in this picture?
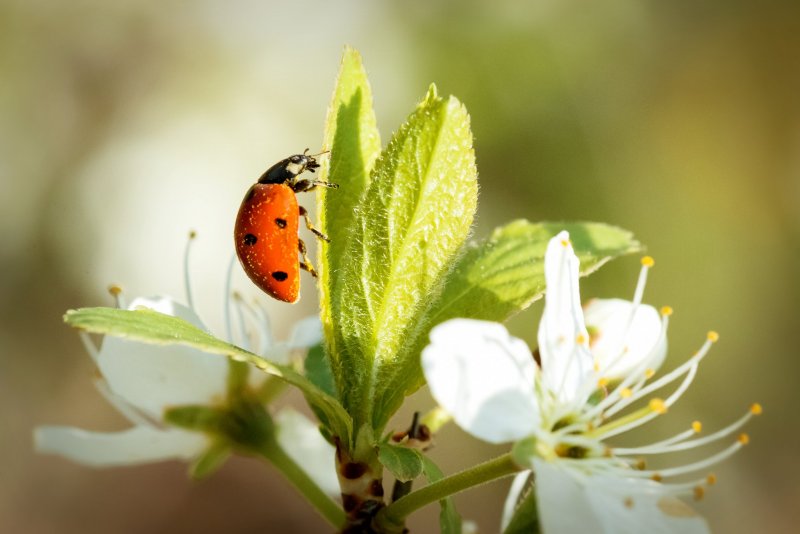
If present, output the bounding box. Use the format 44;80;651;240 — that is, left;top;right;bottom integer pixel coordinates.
184;230;197;310
308;149;330;158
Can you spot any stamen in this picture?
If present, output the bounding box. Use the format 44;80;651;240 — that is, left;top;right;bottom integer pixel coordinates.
580;312;670;421
231;292;253;352
183;230;197;310
660;305;673;316
224;253;237;343
645;439;746;478
613;425;699;455
620;409;757;455
107;284;125;309
604;333;713;419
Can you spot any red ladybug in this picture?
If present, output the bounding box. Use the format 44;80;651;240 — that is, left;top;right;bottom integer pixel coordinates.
234;149;337;303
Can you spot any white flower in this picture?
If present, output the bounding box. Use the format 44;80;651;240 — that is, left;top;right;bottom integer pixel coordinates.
35;291;339;495
422;231;760;534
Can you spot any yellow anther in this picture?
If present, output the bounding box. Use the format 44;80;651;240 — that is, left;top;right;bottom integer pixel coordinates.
188;229;197;239
707;331;720;343
692;421;703;433
576;334;587;345
644;369;655;379
641;256;655;267
750;403;763;415
593;361;600;372
620;387;633;398
693;486;705;501
649;398;668;414
560;239;570;247
651;473;663;482
706;473;717;485
738;433;750;445
624;497;634;509
107;284;123;296
598;377;610;388
660;305;673;316
636;459;647;470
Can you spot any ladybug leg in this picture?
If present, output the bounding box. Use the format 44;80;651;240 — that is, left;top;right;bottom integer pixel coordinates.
299;205;330;242
292;179;339;193
298;238;318;278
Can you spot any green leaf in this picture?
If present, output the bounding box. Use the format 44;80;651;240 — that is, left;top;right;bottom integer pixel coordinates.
304;343;337;399
421;456;462;534
373;220;641;421
164;405;226;433
502;474;539;534
63;307;352;441
189;440;232;480
331;84;478;431
318;46;381;358
378;443;424;483
427;220;641;325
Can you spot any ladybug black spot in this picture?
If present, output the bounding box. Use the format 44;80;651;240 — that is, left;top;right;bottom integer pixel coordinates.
271;271;288;281
243;234;258;246
275;218;287;228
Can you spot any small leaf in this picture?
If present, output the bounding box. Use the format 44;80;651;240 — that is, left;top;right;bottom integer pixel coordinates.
318;46;381;358
421;456;462;534
190;440;231;480
378;443;424;483
164;405;226;433
331;85;478;431
64;307;352;442
502;476;539;534
304;343;337;399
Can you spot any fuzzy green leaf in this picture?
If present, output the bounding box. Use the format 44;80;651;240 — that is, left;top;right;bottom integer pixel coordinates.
330;85;478;431
428;220;642;325
63;307;352;441
378;443;425;483
318;46;381;356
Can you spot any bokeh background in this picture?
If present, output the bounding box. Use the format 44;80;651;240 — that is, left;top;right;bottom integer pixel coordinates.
2;0;798;532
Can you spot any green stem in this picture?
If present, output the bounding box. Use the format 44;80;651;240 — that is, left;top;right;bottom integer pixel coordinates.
377;452;520;528
258;437;345;529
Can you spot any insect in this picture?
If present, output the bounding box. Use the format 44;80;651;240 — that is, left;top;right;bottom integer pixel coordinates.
234;149;337;303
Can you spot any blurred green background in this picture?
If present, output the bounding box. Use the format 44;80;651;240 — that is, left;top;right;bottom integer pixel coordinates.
1;1;797;532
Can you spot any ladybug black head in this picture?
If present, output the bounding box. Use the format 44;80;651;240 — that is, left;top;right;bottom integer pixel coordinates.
258;150;324;184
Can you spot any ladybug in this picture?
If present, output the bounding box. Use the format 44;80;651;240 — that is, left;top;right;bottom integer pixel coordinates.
234;149;337;303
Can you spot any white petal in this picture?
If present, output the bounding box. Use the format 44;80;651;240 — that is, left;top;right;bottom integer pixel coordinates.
97;296;229;420
34;425;207;467
288;316;324;349
274;408;340;497
537;232;595;403
422;319;540;444
534;459;709;534
584;299;667;378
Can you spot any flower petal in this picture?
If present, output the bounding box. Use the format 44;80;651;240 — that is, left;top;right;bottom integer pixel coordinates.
97;296;229;419
422;319;540;444
288;316;324;349
534;459;709;534
584;298;666;378
537;232;595;403
274;408;340;497
34;425;207;467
